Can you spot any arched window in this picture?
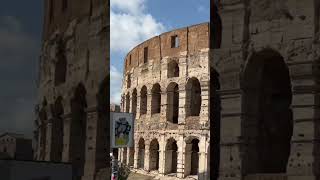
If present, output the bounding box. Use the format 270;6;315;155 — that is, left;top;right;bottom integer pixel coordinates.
127;74;131;88
140;86;148;115
125;93;130;113
167;83;179;123
167;60;179;78
186;78;201;117
62;0;68;12
132;89;137;115
49;0;54;23
151;84;161;115
54;39;67;86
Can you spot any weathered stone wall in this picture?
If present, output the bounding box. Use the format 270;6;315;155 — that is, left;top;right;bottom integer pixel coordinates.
120;23;211;180
35;1;109;180
213;0;320;180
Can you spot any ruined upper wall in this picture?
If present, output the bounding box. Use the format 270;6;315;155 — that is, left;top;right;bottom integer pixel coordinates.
42;0;108;40
123;23;210;73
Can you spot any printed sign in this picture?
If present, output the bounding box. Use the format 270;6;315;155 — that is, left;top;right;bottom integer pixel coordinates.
110;112;134;148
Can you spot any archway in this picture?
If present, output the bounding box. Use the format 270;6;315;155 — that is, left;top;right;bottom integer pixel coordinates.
138;138;145;169
140;86;148;115
132;89;137;115
51;96;64;162
168;60;179;78
70;83;87;178
126;93;130;113
185;138;199;177
167;82;179;124
242;49;293;175
54;38;67;86
186;78;201;117
165;138;178;175
149;139;160;171
151;84;161;115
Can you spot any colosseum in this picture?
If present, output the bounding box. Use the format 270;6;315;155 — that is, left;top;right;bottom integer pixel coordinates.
34;1;109;180
118;22;211;180
118;0;320;180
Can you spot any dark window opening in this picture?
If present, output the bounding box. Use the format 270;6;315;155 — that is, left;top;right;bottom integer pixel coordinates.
171;35;179;48
49;0;54;23
144;47;148;63
127;74;131;88
129;55;132;65
62;0;68;12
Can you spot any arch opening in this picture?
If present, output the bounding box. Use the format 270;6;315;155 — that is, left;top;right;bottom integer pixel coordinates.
186;78;201;117
165;138;178;175
167;83;179;124
70;83;87;178
168;60;179;78
149;139;160;171
125;93;130;113
185;138;199;177
138;138;145;169
132;89;137;115
140;86;148;115
242;49;293;175
51;96;64;162
151;84;161;115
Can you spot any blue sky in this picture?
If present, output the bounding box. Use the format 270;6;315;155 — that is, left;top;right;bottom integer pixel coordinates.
110;0;210;104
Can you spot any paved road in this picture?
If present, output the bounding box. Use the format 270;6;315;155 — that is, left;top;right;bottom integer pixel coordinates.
127;172;154;180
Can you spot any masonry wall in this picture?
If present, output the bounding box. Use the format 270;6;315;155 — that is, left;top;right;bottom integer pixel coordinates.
119;23;211;180
35;1;109;180
212;0;320;180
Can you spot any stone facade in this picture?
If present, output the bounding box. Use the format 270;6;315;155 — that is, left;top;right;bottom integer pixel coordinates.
119;23;211;180
210;0;320;180
34;1;109;180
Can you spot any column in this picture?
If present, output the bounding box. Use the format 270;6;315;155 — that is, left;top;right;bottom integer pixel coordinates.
158;135;166;175
134;144;139;168
198;136;207;180
62;114;72;162
177;136;185;178
199;81;209;125
45;120;53;161
144;143;150;171
160;86;167;123
136;90;141;119
146;90;152;119
178;83;187;125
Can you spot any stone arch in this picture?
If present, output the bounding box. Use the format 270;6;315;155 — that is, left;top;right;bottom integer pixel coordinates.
96;76;109;170
168;60;179;78
54;38;67;86
140;86;148;115
138;138;145;169
166;82;179;123
127;74;131;88
131;89;137;115
184;137;200;177
51;96;64;162
149;139;160;171
185;77;201;117
125;93;130;113
241;48;293;175
165;138;178;175
151;83;161;115
39;97;48;161
70;82;87;178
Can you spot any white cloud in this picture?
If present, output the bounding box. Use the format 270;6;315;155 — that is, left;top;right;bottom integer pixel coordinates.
110;65;123;104
110;0;167;105
110;0;166;53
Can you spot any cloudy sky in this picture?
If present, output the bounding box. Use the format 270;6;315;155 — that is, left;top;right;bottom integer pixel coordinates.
110;0;210;104
0;1;43;138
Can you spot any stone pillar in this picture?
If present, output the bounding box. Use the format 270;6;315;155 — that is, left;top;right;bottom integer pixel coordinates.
178;83;186;124
134;144;139;168
184;143;192;177
199;81;209;125
177;136;185;178
146;90;152;119
83;108;99;180
158;135;166;175
198;136;208;180
126;147;131;166
136;90;141;119
62;114;72;162
144;143;150;171
45;121;53;161
118;148;122;162
160;86;167;123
